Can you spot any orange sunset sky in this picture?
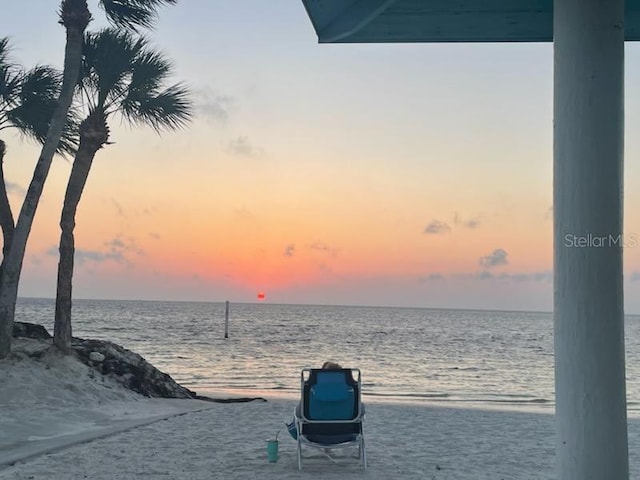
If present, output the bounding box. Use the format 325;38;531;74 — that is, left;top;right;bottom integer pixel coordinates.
3;1;640;312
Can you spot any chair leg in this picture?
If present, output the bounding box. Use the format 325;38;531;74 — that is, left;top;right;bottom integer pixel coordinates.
297;438;303;471
361;437;367;469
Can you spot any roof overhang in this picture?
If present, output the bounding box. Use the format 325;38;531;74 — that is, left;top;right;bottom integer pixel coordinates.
301;0;640;43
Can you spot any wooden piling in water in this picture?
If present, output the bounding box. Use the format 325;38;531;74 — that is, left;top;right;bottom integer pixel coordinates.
224;301;230;338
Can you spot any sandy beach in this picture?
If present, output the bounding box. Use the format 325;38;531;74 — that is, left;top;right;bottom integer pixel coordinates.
2;339;640;479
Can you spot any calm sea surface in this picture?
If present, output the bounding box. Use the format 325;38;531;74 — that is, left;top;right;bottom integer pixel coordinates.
15;298;640;414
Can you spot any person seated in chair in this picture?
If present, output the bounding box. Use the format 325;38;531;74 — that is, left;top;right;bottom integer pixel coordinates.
286;361;364;440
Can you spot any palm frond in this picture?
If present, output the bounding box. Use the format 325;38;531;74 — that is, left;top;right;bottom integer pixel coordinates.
20;65;60;102
0;37;21;118
7;66;79;156
78;29;146;110
74;27;191;137
0;38;11;65
0;66;21;116
128;49;171;94
121;82;191;133
99;0;177;32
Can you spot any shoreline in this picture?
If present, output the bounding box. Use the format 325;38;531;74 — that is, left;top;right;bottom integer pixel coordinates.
194;385;558;413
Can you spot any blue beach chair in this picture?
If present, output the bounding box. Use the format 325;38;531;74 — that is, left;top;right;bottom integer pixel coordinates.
293;367;366;470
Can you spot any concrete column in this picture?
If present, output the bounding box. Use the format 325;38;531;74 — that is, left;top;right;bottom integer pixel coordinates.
554;0;628;478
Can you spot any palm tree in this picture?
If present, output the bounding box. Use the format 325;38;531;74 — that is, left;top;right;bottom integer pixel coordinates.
0;0;178;358
0;38;77;268
53;28;191;352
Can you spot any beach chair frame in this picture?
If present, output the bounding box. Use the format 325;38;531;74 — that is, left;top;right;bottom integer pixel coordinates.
294;367;366;470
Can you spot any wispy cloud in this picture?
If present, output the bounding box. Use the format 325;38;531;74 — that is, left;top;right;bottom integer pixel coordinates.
423;220;451;234
196;87;234;123
450;270;552;282
233;205;255;221
309;242;338;257
226;136;264;157
453;212;482;229
47;236;144;265
77;249;126;264
477;270;494;279
477;271;552;282
112;199;126;218
6;181;24;196
47;245;126;265
309;243;330;253
463;217;481;229
418;273;445;282
479;248;509;268
284;244;296;257
505;271;552;282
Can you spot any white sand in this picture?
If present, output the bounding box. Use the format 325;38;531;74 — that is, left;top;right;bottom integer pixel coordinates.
2;338;640;479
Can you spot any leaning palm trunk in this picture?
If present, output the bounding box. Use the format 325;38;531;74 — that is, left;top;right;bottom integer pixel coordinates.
53;112;107;352
0;140;15;263
0;0;91;358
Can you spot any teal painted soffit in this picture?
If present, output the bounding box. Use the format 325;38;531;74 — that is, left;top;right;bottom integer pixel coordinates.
302;0;640;43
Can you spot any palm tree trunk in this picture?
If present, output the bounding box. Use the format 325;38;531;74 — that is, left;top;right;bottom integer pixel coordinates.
0;140;15;264
53;111;107;353
53;142;97;353
0;0;91;358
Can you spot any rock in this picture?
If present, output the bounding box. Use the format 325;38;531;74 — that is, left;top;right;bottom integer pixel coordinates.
89;351;105;362
12;322;52;340
72;338;197;399
12;322;267;404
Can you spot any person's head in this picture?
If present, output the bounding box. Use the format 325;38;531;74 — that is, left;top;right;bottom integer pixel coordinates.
322;361;342;370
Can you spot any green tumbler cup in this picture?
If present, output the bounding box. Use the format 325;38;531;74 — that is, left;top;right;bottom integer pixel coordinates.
266;439;279;462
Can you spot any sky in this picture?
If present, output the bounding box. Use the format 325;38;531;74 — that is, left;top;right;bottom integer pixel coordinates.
2;1;640;312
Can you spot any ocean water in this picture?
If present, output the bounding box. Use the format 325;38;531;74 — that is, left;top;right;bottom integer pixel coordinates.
15;298;640;414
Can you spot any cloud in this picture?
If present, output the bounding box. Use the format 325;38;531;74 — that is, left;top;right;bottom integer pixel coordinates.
424;220;451;234
104;236;144;259
112;199;126;218
226;136;264;157
492;271;552;282
107;238;126;250
309;243;330;252
76;249;126;264
631;272;640;282
47;236;144;265
196;88;234;123
309;242;338;257
233;205;255;221
479;248;508;268
6;181;25;196
545;205;553;220
47;245;126;264
452;212;481;229
452;270;552;282
418;273;445;282
284;244;296;257
464;218;481;229
498;271;553;282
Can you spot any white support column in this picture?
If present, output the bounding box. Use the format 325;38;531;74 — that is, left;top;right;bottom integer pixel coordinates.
554;0;628;479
